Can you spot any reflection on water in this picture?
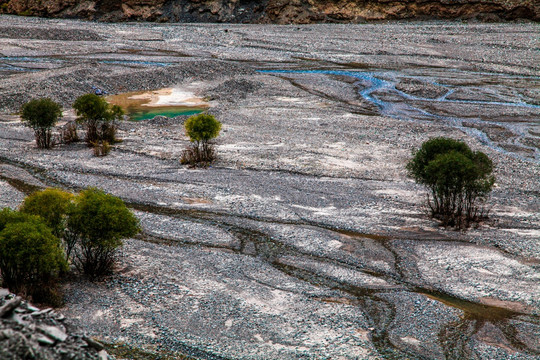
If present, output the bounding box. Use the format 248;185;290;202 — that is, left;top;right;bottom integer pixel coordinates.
107;88;208;121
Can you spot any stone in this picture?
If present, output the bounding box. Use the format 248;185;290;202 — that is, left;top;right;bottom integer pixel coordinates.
38;325;68;342
0;296;22;318
84;336;105;351
31;308;53;317
26;304;40;312
98;349;109;360
36;334;56;346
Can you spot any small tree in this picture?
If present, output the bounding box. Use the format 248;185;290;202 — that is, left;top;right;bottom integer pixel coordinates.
181;113;221;166
407;137;495;228
21;98;62;149
72;94;124;146
67;188;139;278
20;188;74;238
20;188;77;257
0;210;67;304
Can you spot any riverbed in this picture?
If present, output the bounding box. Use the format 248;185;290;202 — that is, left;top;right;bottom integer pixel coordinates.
0;16;539;359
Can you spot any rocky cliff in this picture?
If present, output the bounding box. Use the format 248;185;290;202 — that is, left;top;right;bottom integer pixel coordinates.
0;0;538;22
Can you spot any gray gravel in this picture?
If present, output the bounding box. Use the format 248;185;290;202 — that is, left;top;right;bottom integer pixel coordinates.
0;16;539;360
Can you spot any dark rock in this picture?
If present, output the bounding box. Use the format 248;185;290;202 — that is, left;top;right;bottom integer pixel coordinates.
1;0;537;23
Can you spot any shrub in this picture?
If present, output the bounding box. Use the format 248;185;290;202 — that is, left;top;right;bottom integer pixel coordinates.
61;121;80;144
20;188;74;238
182;113;221;166
407;137;495;228
67;188;139;278
92;140;111;157
73;94;124;145
0;216;67;304
21;98;62;149
0;208;41;231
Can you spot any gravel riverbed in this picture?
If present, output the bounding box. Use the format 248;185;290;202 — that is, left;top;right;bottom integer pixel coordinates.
0;15;539;359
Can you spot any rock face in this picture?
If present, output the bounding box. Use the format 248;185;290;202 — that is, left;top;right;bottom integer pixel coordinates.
0;289;107;360
0;0;537;22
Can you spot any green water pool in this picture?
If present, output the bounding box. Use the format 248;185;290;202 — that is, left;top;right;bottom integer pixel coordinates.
128;107;204;121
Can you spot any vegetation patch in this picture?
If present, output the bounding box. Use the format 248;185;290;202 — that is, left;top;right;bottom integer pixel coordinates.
407;137;495;229
0;187;140;304
21;98;62;149
181;113;221;167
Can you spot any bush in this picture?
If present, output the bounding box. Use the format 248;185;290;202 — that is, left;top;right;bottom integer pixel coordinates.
407;137;495;228
182;113;221;166
92;140;111;157
61;121;80;144
0;208;37;231
21;98;62;149
20;188;74;238
0;214;67;304
67;188;139;278
73;94;124;145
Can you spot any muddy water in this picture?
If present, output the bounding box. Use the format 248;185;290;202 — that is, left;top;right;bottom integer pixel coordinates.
262;69;540;162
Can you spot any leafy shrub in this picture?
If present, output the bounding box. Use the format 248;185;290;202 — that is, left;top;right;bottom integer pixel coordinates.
67;188;139;278
0;213;67;304
20;188;74;238
407;137;495;228
19;189;77;258
182;113;221;166
73;94;124;145
21;98;62;149
0;208;38;231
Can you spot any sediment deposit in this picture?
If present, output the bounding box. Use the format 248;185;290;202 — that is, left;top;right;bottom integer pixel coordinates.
0;16;539;359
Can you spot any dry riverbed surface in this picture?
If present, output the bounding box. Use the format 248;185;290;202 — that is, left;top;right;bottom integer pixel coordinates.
0;15;539;359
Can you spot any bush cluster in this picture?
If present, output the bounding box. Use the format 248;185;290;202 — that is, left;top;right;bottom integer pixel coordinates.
21;95;125;156
407;137;495;228
0;188;139;304
181;113;221;166
73;94;124;146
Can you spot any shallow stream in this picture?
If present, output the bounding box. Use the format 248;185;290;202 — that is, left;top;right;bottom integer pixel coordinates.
262;69;540;162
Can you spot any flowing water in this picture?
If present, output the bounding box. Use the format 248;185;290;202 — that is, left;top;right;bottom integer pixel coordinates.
260;69;540;162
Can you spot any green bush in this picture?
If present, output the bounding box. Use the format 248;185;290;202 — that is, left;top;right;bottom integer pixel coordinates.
0;208;36;231
182;113;221;166
407;137;495;228
0;216;67;303
21;98;63;149
20;188;74;238
67;188;139;278
73;94;124;146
